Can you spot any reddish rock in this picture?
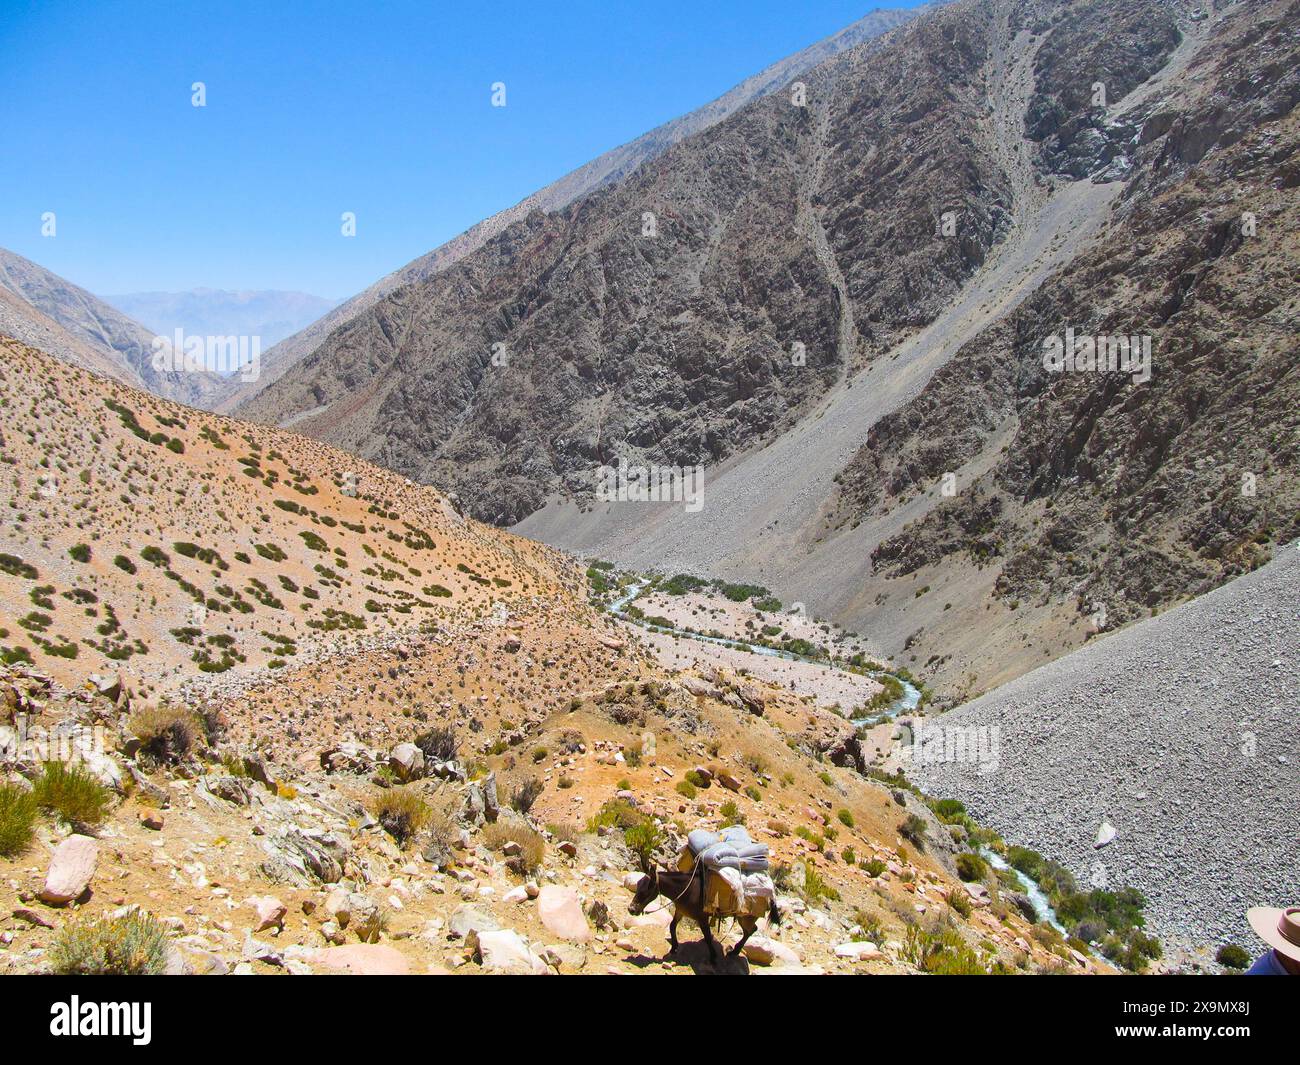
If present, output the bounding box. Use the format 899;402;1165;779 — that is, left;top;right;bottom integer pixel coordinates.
311;944;410;975
248;895;287;932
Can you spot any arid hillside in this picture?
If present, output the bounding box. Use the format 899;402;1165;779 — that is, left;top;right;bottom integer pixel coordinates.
0;336;599;699
0;336;1107;977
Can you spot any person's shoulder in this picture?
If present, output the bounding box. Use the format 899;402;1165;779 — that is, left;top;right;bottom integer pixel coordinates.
1245;950;1287;975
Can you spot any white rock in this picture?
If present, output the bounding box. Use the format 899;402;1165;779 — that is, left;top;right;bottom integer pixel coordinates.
473;929;548;975
40;834;99;905
834;940;885;961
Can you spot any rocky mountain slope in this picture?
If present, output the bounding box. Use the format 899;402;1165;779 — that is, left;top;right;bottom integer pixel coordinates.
915;543;1300;954
0;335;1087;977
219;5;931;415
240;0;1041;524
0;248;227;409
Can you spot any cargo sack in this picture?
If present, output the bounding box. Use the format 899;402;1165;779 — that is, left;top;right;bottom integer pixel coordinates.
699;842;741;871
734;842;770;873
704;866;744;915
742;873;775;917
687;829;720;855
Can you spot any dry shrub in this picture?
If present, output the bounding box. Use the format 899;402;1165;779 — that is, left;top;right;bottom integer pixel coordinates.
130;703;203;765
50;911;169;975
370;786;430;848
483;820;545;874
509;776;543;814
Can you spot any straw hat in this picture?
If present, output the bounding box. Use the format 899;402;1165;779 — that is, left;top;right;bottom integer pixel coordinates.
1247;906;1300;963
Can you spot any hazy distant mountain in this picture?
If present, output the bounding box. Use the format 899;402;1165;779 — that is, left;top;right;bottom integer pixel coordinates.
0;246;226;408
103;288;342;349
220;4;933;412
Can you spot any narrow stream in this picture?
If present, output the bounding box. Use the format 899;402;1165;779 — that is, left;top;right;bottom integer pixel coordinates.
980;848;1068;935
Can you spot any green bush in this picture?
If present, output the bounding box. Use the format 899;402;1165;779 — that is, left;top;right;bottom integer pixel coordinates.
903;921;986;975
719;800;745;827
587;798;645;833
801;861;840;903
899;813;928;850
68;543;91;563
955;852;988;882
32;761;111;829
0;781;38;857
49;911;169;975
624;819;665;873
931;798;967;823
1102;929;1163;972
1216;944;1251;970
837;808;855;828
674;779;697;800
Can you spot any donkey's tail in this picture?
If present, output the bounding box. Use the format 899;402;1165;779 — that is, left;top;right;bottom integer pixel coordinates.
768;898;782;927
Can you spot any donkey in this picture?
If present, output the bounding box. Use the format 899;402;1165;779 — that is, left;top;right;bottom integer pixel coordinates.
627;866;777;967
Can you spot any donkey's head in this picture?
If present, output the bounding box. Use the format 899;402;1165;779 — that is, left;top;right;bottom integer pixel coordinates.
627;870;659;915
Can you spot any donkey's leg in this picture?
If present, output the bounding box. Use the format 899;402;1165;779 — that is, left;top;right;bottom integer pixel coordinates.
729;916;757;959
700;916;720;966
667;911;680;953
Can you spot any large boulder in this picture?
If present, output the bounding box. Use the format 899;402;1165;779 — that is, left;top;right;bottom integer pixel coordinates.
260;828;349;886
537;885;593;942
834;940;885;961
472;929;548;975
40;834;98;905
742;936;801;967
87;673;122;703
247;895;287;933
448;904;499;941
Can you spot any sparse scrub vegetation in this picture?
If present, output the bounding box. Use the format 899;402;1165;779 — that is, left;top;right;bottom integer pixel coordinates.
130;704;202;766
370;786;430;848
0;781;38;857
31;761;111;829
49;911;169;975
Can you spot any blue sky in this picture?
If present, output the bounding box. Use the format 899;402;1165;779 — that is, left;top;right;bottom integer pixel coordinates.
0;0;924;299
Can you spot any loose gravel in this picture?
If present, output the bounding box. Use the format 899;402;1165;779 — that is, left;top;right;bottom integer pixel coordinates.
914;544;1299;951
